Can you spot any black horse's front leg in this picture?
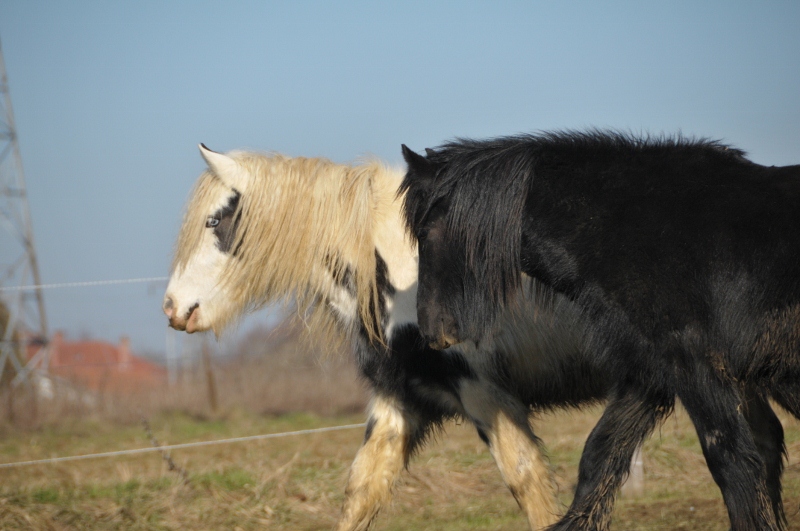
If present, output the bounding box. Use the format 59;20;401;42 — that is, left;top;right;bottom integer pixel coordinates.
549;387;672;531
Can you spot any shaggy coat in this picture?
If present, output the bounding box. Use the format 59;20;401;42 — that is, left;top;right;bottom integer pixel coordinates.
401;131;800;531
164;146;608;531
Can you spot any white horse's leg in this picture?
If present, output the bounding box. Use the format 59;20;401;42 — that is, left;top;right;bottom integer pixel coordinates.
460;381;561;530
336;394;419;531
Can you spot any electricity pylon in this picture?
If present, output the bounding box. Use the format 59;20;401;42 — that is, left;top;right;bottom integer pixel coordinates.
0;35;49;387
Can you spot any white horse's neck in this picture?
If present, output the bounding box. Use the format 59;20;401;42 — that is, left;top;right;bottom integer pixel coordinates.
322;167;419;340
370;169;420;338
370;169;418;290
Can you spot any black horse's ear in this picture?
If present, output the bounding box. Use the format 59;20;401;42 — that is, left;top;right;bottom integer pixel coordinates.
401;144;432;173
425;148;435;157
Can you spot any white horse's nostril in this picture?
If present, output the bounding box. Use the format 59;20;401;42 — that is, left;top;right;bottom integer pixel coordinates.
163;296;175;318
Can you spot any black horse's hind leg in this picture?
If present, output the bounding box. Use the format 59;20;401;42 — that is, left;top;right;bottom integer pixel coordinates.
549;387;673;531
677;365;780;531
742;391;786;528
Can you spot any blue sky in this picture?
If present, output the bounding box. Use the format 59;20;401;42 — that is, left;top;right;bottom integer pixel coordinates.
0;1;798;356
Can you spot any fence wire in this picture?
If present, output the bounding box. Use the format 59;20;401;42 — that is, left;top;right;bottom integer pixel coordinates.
0;422;366;469
0;276;169;292
1;275;364;471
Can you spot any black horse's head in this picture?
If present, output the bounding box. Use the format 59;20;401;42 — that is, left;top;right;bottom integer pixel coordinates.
400;145;460;349
400;141;530;350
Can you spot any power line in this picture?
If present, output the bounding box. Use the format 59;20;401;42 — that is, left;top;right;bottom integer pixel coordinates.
0;422;366;469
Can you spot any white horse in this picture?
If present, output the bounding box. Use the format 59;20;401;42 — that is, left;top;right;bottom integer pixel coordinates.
164;145;604;531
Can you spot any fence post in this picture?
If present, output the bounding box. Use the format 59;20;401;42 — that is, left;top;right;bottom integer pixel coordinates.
5;386;13;424
621;444;644;497
201;338;218;414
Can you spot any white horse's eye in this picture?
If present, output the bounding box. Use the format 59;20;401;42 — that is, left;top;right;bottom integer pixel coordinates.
206;217;220;228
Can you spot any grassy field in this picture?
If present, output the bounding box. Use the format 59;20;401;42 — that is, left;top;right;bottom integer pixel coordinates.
2;404;800;530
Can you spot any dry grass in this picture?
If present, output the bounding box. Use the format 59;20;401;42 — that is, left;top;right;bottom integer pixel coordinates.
204;322;366;417
1;404;800;529
2;322;800;529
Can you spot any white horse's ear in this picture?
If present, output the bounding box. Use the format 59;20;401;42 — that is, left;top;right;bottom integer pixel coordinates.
198;144;245;191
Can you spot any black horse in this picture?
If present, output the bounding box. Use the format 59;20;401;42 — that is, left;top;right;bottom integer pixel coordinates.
401;131;800;531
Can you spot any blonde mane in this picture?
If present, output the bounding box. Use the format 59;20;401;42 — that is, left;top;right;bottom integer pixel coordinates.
172;152;403;344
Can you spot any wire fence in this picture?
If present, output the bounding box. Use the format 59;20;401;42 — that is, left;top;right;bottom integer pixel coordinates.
0;276;169;292
0;277;366;469
0;422;366;469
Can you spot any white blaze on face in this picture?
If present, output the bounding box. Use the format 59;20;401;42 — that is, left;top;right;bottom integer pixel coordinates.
163;145;248;334
164;191;236;333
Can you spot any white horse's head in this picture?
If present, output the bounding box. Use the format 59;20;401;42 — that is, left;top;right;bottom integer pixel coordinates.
165;145;397;342
163;144;252;334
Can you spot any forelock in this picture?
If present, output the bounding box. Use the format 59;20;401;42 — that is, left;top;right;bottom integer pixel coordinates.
172;171;232;274
425;139;533;307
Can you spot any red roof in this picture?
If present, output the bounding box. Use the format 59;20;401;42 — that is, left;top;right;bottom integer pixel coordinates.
29;332;166;393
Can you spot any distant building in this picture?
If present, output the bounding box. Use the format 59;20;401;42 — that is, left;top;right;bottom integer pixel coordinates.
29;332;166;394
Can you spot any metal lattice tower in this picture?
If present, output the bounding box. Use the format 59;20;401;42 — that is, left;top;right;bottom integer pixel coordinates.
0;36;48;387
